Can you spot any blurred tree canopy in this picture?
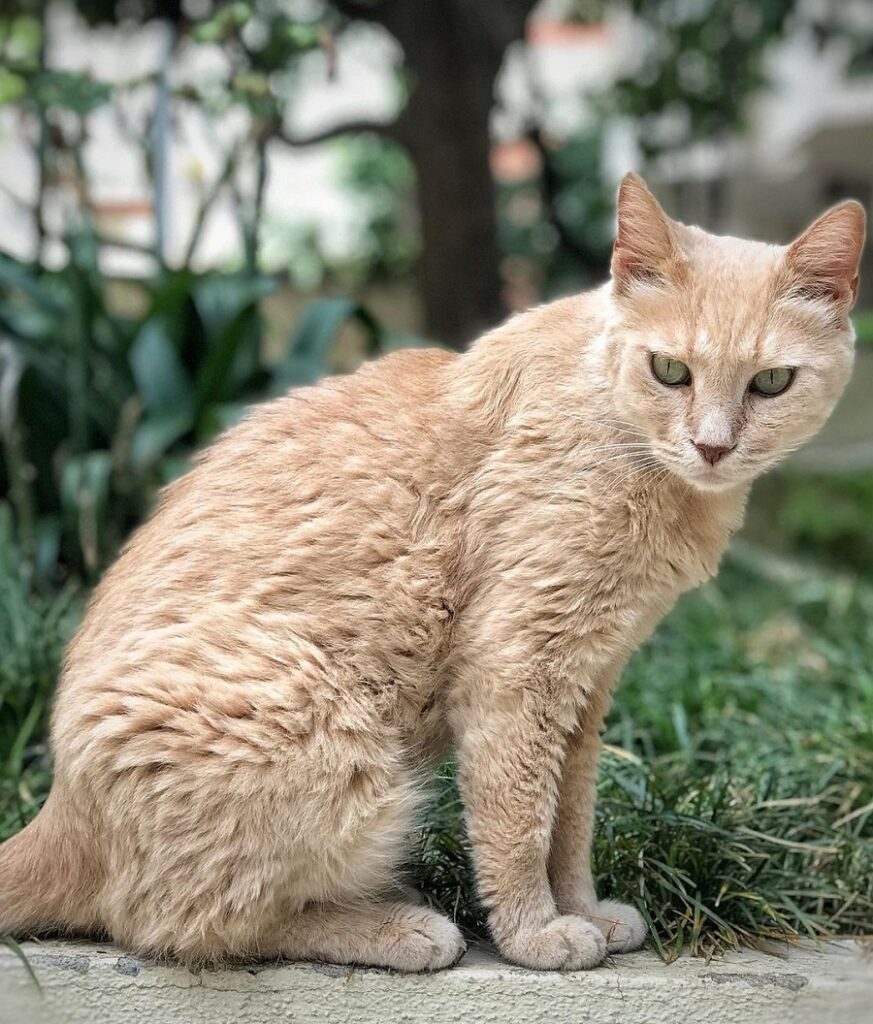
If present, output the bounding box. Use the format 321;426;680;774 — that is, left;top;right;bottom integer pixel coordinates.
3;1;872;345
606;0;796;155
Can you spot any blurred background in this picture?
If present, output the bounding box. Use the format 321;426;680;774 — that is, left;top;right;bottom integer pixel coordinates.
1;0;872;959
3;0;873;585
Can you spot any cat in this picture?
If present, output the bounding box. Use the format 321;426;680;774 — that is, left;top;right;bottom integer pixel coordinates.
0;174;864;972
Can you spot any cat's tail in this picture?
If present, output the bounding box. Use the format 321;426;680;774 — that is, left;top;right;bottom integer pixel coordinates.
0;793;100;938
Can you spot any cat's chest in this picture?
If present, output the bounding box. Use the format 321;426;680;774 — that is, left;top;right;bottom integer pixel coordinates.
543;487;741;654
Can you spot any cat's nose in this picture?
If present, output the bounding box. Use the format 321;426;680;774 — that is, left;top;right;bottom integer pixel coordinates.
693;441;734;465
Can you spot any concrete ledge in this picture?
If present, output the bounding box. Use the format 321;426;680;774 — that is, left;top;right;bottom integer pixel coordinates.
1;939;871;1024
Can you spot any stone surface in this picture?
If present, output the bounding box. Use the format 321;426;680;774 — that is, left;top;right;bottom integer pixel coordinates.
1;939;871;1024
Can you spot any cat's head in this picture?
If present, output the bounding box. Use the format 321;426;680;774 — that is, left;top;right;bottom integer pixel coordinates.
604;173;865;492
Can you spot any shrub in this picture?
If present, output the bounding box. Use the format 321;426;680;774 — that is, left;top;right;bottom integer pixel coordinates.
0;238;398;581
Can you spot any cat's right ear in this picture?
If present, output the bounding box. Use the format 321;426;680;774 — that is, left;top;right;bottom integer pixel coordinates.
611;173;680;295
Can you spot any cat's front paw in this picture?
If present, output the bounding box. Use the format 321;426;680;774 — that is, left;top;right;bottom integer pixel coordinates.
500;915;607;971
584;900;647;954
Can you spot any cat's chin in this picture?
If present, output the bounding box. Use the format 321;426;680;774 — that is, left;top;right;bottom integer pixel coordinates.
684;476;744;494
661;459;752;495
677;468;753;494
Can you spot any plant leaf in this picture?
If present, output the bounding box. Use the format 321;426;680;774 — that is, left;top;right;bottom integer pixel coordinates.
129;320;193;416
1;937;42;994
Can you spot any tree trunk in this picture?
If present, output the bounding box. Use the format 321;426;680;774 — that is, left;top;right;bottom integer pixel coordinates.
405;83;504;350
366;1;535;349
401;45;503;352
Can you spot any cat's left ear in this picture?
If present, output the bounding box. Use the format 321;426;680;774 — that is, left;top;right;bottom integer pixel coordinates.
784;200;866;310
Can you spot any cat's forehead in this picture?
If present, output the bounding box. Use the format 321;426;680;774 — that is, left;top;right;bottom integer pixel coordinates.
664;231;787;363
653;322;764;370
620;226;842;369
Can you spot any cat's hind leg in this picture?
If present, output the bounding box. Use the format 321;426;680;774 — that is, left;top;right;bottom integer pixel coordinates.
263;900;466;971
91;672;460;969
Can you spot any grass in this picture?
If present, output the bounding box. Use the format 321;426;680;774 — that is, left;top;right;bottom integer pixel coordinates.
2;505;872;960
0;505;79;842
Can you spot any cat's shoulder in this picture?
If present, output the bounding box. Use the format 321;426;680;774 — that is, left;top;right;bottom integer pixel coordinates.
306;344;457;405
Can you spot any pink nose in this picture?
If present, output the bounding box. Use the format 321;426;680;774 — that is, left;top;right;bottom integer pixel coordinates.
694;442;733;465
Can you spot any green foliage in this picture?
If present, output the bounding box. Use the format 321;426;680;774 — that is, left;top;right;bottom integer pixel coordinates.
276;297;380;387
0;238;274;579
8;1;184;27
0;242;404;581
178;1;337;129
334;137;420;283
0;504;80;840
604;0;797;156
1;2;345;282
0;68;26;105
587;0;873;160
0;12;41;74
746;471;873;577
0;13;112;114
413;555;873;958
192;1;325;70
272;137;420;290
499;127;615;298
26;69;112;116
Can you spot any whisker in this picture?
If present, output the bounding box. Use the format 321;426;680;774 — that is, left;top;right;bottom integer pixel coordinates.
578;451;656;473
574;443;653;457
539;405;650;438
578;464;661;495
547;459;664;504
600;457;664;490
601;450;663;481
545;457;667;504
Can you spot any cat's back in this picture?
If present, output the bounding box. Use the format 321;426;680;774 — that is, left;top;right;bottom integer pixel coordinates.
104;344;457;584
56;346;464;736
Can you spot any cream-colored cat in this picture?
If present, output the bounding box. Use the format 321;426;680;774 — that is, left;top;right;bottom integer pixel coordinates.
0;175;864;971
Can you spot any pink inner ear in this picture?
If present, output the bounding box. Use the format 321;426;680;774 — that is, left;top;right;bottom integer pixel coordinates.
612;243;669;286
785;201;866;308
611;175;678;291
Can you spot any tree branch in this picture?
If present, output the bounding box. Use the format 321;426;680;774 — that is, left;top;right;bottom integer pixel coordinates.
468;0;539;52
276;117;403;148
184;147;238;267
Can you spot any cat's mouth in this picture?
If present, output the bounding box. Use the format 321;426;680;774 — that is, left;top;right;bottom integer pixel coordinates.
653;443;748;492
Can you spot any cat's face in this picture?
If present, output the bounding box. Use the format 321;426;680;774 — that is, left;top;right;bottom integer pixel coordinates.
605;175;865;492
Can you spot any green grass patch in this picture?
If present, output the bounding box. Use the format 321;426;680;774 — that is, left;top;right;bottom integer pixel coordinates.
0;506;79;841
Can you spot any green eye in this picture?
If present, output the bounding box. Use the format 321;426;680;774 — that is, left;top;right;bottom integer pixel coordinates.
750;367;794;397
651;353;691;387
